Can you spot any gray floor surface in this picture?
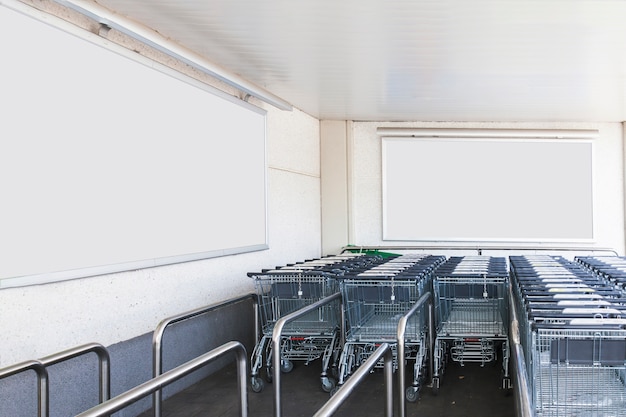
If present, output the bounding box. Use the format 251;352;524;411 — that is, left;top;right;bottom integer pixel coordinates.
139;357;515;417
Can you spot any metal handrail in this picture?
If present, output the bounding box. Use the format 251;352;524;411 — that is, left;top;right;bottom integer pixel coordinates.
271;292;342;417
396;291;432;417
75;341;248;417
342;245;619;256
0;359;49;417
313;343;393;417
508;286;534;417
38;342;110;405
427;300;435;388
152;293;257;417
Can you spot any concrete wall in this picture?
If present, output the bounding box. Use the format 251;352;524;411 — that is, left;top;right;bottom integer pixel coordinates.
321;121;625;256
0;2;322;415
0;297;256;417
0;0;322;370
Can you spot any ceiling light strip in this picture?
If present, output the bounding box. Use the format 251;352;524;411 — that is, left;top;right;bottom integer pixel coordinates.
50;0;292;111
377;128;599;139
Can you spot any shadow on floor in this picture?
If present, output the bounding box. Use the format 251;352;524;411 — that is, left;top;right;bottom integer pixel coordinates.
140;357;515;417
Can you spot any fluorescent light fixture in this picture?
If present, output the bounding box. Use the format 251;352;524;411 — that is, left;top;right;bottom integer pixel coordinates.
49;0;293;111
377;127;599;139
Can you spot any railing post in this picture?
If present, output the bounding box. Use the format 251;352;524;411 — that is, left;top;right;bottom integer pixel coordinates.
508;286;533;417
253;297;260;345
428;302;435;387
383;346;393;417
152;293;255;417
397;314;407;417
77;341;248;417
38;343;110;405
0;360;49;417
396;291;431;417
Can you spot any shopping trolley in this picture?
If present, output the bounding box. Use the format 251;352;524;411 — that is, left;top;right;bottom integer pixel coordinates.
335;254;445;401
248;254;384;393
532;321;626;417
577;256;626;296
431;256;510;394
510;255;626;417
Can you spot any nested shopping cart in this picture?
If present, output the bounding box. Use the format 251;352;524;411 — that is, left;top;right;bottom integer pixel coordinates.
510;255;626;417
248;254;384;393
431;256;510;394
335;254;445;401
531;321;626;417
577;256;626;296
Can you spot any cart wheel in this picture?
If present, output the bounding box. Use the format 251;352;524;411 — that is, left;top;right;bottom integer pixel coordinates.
404;387;420;403
321;376;336;393
265;367;273;383
329;386;340;397
502;378;512;396
281;359;294;373
431;377;440;396
405;386;419;403
251;377;265;393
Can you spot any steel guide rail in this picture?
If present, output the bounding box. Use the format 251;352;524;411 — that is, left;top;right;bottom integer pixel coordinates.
38;343;111;409
0;343;110;417
508;284;534;417
313;343;394;417
152;293;257;417
271;292;343;417
0;360;49;417
76;341;248;417
396;291;434;417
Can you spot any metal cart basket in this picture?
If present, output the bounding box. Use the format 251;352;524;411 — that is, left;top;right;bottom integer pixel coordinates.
335;254;445;401
248;254;384;393
510;255;626;417
431;256;510;393
532;322;626;417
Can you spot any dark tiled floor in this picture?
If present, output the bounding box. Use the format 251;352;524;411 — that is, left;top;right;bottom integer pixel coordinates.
141;358;515;416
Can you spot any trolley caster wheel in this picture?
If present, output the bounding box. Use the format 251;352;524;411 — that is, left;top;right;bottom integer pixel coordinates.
431;378;440;396
502;378;512;396
405;386;419;403
329;386;341;397
321;376;336;393
251;377;265;393
280;359;294;373
265;368;273;383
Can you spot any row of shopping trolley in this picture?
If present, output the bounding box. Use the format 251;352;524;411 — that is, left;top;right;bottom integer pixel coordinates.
247;253;512;402
510;255;626;417
577;256;626;297
248;252;380;393
336;253;446;401
431;256;511;393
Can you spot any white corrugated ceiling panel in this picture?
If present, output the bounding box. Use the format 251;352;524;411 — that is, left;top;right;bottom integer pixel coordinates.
86;0;626;121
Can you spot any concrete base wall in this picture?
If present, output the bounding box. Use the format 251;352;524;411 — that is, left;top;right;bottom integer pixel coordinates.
0;296;256;417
